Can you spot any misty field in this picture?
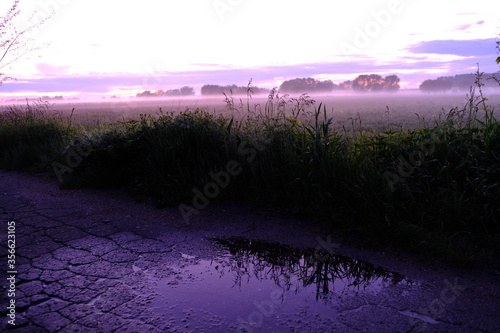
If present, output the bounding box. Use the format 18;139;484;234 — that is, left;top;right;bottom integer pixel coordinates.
10;90;500;130
1;90;500;263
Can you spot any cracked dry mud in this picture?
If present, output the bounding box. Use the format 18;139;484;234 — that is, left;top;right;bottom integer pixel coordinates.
1;170;500;332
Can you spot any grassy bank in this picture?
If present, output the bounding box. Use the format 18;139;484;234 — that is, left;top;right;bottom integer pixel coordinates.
1;91;499;264
0;100;71;170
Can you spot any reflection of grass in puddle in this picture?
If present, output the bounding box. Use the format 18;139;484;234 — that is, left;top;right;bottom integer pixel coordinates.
150;237;415;331
210;237;410;300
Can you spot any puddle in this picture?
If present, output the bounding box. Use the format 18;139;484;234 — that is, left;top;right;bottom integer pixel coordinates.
151;237;413;332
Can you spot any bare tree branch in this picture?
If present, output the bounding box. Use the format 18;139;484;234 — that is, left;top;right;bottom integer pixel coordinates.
0;0;52;84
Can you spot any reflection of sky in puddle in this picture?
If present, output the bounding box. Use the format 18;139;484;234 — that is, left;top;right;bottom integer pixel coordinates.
152;237;412;332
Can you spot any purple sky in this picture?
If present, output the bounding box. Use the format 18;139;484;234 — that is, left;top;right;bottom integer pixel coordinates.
1;0;499;98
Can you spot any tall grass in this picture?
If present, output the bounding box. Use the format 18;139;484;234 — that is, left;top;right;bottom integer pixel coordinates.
1;89;499;263
0;100;71;170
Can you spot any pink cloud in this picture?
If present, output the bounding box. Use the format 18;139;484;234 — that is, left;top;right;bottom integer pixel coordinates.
452;20;486;31
454;24;473;31
35;63;71;75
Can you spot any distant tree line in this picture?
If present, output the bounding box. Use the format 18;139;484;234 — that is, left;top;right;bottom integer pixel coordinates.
41;95;64;100
137;86;195;97
200;84;268;96
419;73;500;93
4;96;65;102
279;78;336;93
149;74;402;98
279;74;400;93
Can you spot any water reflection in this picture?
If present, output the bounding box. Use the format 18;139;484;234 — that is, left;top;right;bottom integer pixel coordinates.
210;237;408;300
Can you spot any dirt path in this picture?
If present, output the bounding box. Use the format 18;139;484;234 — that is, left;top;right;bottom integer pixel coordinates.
1;170;499;332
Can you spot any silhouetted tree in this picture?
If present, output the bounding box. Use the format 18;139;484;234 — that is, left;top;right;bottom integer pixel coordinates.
315;80;336;92
180;86;195;96
384;74;400;91
1;0;51;85
352;74;381;91
165;89;180;96
279;78;336;93
419;76;459;93
200;84;220;95
41;95;63;100
338;80;352;90
201;84;267;95
137;86;196;97
352;74;400;92
136;90;153;97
